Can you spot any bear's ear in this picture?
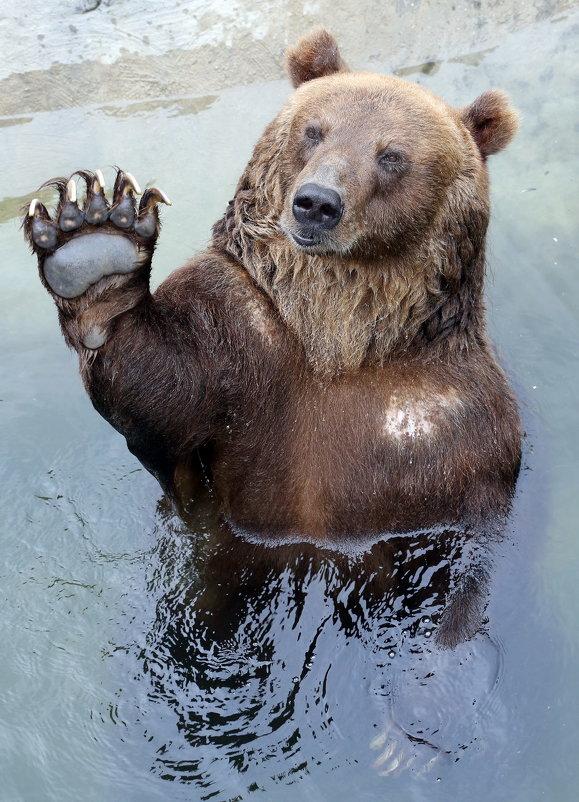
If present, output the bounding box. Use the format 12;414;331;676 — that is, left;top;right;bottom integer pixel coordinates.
286;28;350;88
460;90;520;158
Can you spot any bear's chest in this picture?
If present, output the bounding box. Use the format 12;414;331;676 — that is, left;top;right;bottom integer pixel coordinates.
215;371;476;536
283;373;464;452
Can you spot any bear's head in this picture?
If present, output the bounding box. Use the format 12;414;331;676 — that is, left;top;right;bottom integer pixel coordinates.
216;29;519;375
279;28;518;256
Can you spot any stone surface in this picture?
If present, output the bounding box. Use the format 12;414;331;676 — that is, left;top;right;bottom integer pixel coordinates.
0;0;575;115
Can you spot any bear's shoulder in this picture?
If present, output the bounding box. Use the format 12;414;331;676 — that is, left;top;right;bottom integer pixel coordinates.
155;248;285;352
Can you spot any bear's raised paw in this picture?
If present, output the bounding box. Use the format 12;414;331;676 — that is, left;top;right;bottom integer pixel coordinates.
24;169;171;299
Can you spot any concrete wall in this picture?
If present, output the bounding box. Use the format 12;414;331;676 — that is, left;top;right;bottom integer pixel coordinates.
1;0;574;115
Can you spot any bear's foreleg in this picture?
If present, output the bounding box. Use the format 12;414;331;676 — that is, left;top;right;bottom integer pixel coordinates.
24;170;224;483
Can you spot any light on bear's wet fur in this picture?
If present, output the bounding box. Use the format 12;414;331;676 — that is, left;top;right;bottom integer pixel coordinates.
24;28;521;648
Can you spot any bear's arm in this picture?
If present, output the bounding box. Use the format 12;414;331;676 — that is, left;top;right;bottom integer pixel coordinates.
81;266;229;487
24;175;235;488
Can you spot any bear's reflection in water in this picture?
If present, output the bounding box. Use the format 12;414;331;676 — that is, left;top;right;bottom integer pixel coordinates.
133;503;507;785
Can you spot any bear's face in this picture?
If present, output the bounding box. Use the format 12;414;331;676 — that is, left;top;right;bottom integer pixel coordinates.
279;73;469;256
273;29;518;259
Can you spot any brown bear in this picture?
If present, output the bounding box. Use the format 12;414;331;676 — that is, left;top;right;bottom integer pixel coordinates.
24;29;521;646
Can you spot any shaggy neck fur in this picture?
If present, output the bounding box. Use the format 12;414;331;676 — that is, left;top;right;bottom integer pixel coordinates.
213;116;489;377
246;238;445;375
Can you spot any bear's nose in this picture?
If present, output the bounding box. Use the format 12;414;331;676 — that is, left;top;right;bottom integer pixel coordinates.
292;183;343;230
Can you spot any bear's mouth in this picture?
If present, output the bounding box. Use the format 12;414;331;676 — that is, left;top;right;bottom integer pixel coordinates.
291;232;319;248
281;218;350;254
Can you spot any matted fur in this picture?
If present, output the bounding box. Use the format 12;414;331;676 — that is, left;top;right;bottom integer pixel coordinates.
23;30;521;543
23;32;523;651
215;99;490;375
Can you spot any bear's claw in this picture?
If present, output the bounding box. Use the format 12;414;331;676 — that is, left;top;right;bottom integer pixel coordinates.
24;168;171;299
135;187;172;238
58;177;84;232
28;199;58;250
109;170;141;229
25;168;170;252
83;169;110;225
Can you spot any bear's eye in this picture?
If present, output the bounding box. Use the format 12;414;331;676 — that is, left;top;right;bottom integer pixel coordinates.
304;126;322;144
378;149;405;169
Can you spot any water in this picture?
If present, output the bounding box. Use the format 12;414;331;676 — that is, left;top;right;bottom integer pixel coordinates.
1;8;579;801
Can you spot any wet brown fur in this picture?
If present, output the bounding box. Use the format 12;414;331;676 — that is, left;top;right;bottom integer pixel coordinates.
25;31;521;551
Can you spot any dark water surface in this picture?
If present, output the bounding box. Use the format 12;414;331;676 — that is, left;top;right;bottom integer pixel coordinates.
1;9;578;802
